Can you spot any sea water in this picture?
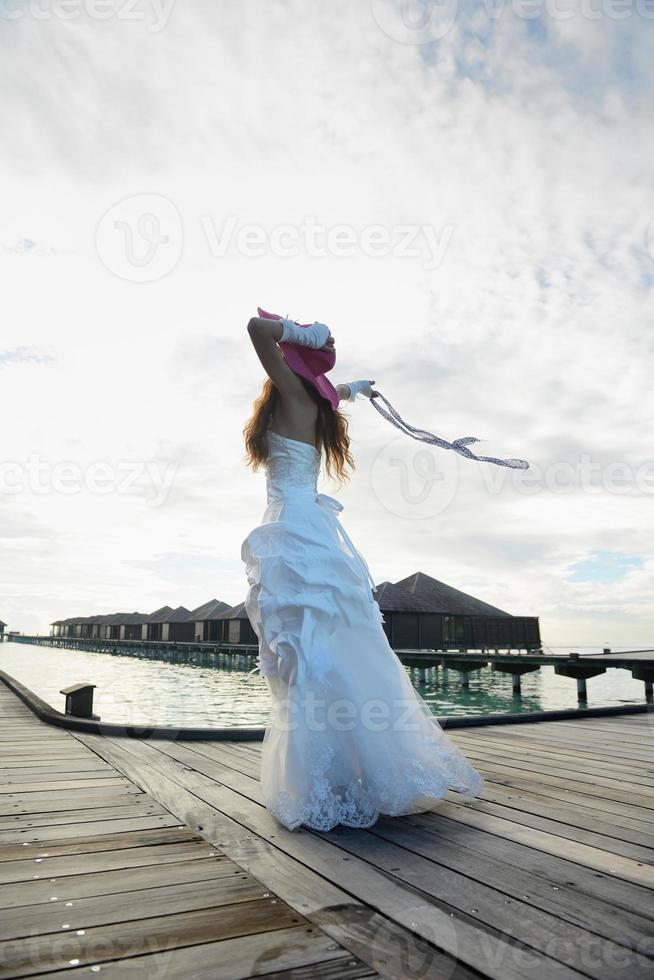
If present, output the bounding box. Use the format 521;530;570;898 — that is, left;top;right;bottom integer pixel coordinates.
0;641;647;728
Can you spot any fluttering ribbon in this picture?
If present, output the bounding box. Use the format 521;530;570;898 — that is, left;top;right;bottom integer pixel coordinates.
369;390;529;470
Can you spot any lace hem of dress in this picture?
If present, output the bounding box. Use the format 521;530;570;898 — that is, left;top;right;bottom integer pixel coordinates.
264;739;484;832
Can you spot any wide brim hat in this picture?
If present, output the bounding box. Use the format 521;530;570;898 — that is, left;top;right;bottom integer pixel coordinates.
257;307;340;410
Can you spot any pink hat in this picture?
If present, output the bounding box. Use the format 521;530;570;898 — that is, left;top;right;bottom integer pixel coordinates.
257;307;340;410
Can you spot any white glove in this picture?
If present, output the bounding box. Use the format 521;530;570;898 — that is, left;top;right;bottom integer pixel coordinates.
279;317;330;349
345;380;374;402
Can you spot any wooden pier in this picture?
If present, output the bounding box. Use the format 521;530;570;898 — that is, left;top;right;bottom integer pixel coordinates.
1;678;653;977
9;634;654;703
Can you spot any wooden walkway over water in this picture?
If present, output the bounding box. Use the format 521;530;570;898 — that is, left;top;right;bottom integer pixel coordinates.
1;681;653;978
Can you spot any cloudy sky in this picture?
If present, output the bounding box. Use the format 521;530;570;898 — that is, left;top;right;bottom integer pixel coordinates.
1;0;652;645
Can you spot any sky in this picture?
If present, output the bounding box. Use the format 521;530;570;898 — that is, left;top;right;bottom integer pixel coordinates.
1;0;653;646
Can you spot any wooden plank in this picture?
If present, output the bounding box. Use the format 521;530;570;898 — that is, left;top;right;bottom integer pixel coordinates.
74;732;586;980
41;927;376;980
367;815;654;943
466;725;654;761
451;745;654;796
0;801;167;833
445;787;654;861
1;855;243;910
0;840;236;884
67;735;480;979
468;778;654;837
314;823;654;980
497;720;654;749
164;739;654;894
0;812;182;844
0;895;303;977
144;738;654;888
0;760;114;774
469;762;654;824
453;734;654;786
5;786;142;813
0;876;271;943
1;768;121;784
0;777;129;794
407;805;654;905
542;718;654;737
476;759;654;823
469;726;654;763
0;826;197;862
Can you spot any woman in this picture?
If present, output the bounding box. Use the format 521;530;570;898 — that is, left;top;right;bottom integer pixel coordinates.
241;311;484;832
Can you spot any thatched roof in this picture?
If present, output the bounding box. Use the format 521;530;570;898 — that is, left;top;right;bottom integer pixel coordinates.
190;599;233;620
160;606;192;623
118;612;149;625
373;582;441;613
145;606;175;623
213;601;250;620
394;571;512;617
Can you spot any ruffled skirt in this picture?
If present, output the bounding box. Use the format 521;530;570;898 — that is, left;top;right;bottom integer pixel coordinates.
241;493;484;832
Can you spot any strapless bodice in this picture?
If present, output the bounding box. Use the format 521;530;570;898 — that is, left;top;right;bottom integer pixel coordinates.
265;430;321;503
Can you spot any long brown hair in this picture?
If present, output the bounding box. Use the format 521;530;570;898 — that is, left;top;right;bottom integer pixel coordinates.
243;377;354;484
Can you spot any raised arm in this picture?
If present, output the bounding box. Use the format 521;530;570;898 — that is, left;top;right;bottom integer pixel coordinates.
246;317;309;403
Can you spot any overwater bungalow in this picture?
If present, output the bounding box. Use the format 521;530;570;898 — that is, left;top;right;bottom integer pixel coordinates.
209;602;258;645
190;599;233;642
48;570;540;652
160;606;194;643
143;606;174;642
375;571;540;651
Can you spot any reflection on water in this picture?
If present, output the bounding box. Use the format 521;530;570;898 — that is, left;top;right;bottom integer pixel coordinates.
0;642;646;728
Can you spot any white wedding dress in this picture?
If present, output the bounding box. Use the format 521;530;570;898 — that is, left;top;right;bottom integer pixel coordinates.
241;429;484;832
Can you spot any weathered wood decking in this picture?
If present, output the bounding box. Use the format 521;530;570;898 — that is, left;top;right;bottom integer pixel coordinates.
1;681;653;978
0;684;376;978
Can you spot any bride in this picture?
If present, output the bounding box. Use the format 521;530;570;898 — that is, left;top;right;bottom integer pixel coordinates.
241;310;484;832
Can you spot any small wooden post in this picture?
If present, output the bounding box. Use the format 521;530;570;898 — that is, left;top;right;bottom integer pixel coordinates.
60;683;98;719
